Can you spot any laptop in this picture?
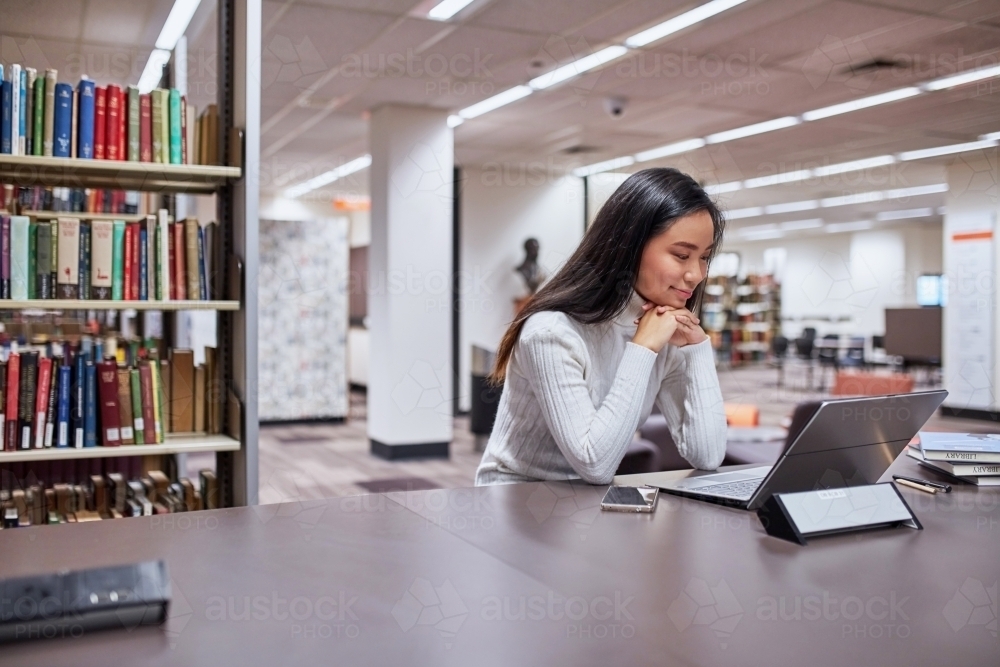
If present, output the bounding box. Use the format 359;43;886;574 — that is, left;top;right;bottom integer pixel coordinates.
654;390;948;510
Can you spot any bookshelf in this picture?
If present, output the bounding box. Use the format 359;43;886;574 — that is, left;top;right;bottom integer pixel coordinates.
701;273;781;365
23;211;147;222
0;0;260;510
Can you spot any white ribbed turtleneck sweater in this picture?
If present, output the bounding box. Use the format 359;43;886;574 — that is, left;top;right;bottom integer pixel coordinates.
475;290;727;486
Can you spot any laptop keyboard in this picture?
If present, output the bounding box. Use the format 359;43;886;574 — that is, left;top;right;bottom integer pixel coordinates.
695;478;763;500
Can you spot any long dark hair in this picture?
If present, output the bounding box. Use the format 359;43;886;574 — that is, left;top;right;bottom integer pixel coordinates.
489;167;725;385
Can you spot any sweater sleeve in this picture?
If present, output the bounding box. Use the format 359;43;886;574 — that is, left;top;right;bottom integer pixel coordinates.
655;338;728;470
516;327;657;484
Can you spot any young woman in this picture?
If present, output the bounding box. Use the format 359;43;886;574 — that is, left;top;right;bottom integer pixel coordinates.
475;168;728;486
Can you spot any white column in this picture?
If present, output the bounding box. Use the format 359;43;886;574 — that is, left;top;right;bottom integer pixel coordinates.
368;105;454;458
942;148;999;417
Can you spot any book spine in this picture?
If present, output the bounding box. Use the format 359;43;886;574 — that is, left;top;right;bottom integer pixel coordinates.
19;353;37;450
57;218;80;299
173;222;187;300
139;93;152;162
36;222;52;299
130;368;144;445
44;357;58;447
49;220;57;295
111;220;124;300
117;86;125;161
56;364;71;447
157;210;170;301
10;216;30;300
184;219;200;301
73;351;85;448
0;362;6;452
139;362;157;444
5;354;19;451
152;361;166;443
78;222;90;300
96;360;121;446
1;79;11;154
139;226;148;300
53;82;73;157
76;78;95;158
11;64;21;156
43;69;57;156
18;67;27;155
127;86;140;161
180;95;188;164
94;85;106;159
90;220;113;299
185;101;196;165
130;222;141;301
106;84;121;161
168;89;182;164
123;223;134;300
31;72;43;155
83;361;96;447
146;215;156;300
1;216;10;299
151;90;164;163
198;225;207;301
27;221;36;299
34;357;51;448
24;68;35;155
117;369;135;444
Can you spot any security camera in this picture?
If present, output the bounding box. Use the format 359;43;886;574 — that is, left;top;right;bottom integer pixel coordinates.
603;96;627;118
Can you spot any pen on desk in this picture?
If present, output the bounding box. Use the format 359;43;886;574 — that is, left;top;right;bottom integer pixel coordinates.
893;475;951;493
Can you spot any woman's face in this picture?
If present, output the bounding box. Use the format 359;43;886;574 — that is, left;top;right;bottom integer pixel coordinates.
634;209;715;309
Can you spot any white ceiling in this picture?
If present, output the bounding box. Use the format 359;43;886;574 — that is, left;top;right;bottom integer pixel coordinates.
2;0;999;234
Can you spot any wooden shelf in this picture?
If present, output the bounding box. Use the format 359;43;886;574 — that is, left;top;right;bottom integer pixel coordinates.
0;155;241;194
21;210;146;222
0;434;240;463
0;299;239;311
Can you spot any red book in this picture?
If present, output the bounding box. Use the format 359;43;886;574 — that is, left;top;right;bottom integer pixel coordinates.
4;354;19;452
33;357;52;449
168;224;176;300
139;94;152;162
129;222;141;300
106;84;122;160
94;86;107;160
171;222;187;300
123;223;134;300
96;360;122;446
139;361;156;444
117;87;126;161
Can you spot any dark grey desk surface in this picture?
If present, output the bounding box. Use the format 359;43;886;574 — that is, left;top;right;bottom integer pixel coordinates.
1;454;997;666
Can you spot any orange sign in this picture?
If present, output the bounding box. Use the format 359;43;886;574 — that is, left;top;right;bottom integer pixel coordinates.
333;197;370;211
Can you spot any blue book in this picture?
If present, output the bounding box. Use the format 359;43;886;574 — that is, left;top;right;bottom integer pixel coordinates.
918;431;1000;463
78;223;90;300
1;80;11;154
56;364;71;447
83;361;97;447
139;227;148;300
76;78;95;159
73;350;86;448
18;70;26;152
53;82;73;157
198;225;207;300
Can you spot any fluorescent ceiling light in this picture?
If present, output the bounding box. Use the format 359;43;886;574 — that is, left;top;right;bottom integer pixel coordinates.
458;85;533;119
529;46;629;90
447;115;464;128
980;131;1000;142
726;207;763;220
922;63;1000;91
743;169;811;189
138;49;172;94
625;0;748;47
936;206;947;215
764;200;819;214
812;155;895;177
635;138;706;162
876;208;934;221
898;139;998;161
885;183;948;198
573;156;635;178
704;181;742;195
155;0;202;50
285;155;372;198
821;191;884;207
427;0;476;21
801;87;920;122
739;229;786;240
826;220;873;233
739;223;778;234
705;116;800;144
780;218;823;231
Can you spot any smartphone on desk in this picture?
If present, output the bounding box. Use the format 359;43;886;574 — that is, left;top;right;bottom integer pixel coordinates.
600;486;658;513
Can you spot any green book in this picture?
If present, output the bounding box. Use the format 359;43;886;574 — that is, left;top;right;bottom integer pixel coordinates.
27;223;37;300
111;220;125;300
10;216;31;300
129;368;144;445
32;75;44;155
49;220;57;295
127;86;140;161
25;68;36;156
168;89;182;164
151;89;165;163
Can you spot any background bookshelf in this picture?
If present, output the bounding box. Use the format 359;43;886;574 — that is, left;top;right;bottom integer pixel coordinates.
701;273;781;365
0;0;260;520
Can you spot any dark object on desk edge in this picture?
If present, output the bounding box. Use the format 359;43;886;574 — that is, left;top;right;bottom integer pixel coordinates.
893;475;951;492
757;483;922;546
0;560;169;643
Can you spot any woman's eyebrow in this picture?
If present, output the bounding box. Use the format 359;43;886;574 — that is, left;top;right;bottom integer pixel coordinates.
671;241;713;252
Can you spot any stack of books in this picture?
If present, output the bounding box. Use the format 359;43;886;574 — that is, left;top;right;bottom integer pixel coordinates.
0;210;216;301
0;64;219;165
907;432;1000;486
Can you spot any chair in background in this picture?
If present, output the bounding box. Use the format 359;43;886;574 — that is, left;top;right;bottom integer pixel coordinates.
791;336;815;390
841;336;866;369
770;335;789;387
816;334;840;390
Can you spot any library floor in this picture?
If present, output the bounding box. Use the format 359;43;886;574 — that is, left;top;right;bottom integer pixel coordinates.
246;363;997;504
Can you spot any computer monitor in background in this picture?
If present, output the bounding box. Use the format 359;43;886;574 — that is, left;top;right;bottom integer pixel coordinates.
916;274;945;307
884;307;942;364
